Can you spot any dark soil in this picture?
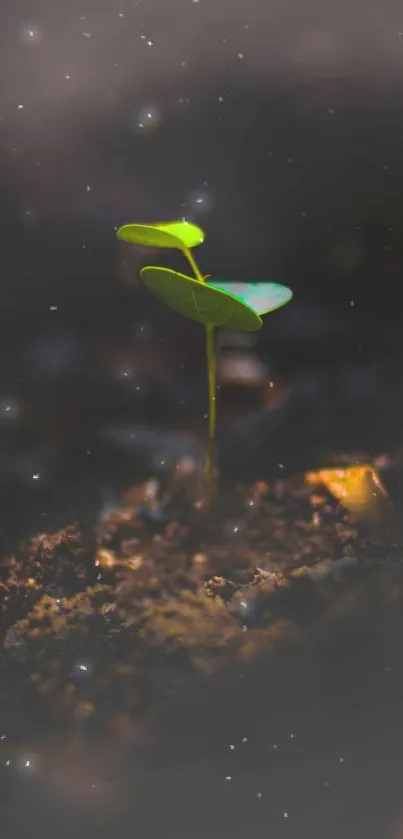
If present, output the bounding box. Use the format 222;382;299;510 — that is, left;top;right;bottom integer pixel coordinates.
2;461;403;793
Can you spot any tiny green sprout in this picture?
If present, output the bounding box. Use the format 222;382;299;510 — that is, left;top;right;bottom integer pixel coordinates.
116;220;293;496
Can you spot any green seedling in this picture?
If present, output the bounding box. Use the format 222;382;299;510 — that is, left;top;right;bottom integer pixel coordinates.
116;220;293;496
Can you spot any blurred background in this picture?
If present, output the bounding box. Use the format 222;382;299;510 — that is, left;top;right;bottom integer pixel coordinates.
2;0;403;528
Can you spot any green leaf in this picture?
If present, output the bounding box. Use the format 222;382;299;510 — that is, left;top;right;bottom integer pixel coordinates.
140;266;263;331
116;221;205;249
206;280;293;315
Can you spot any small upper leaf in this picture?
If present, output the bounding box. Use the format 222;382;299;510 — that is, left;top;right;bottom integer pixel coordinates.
206;280;293;315
117;221;205;250
140;266;263;331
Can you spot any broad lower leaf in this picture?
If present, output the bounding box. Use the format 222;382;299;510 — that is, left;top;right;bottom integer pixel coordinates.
140;266;263;331
206;280;293;315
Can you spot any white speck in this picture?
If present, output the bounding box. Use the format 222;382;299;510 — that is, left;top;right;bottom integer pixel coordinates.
85;185;92;192
146;40;154;47
273;743;278;750
82;31;91;39
240;600;247;609
77;664;88;672
242;737;248;743
256;792;262;798
64;74;71;80
21;24;43;44
17;104;24;110
218;96;224;102
225;775;232;781
0;734;6;740
237;52;244;59
32;473;40;481
24;760;31;768
339;756;345;763
1;398;19;420
229;744;235;750
283;811;289;819
5;760;11;766
49;305;58;311
278;463;284;469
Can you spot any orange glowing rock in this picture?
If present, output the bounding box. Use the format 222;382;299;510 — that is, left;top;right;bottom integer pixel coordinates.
305;464;388;517
96;549;116;569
